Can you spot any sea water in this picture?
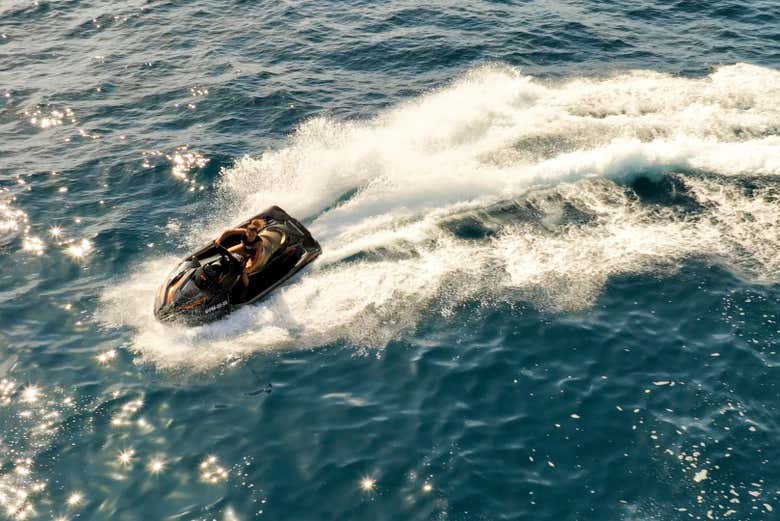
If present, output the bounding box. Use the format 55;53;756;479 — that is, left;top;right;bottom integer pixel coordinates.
1;1;778;520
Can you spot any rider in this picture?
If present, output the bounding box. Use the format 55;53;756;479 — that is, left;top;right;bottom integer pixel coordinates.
214;219;285;294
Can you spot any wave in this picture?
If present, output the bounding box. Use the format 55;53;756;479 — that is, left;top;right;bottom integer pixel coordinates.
100;63;780;370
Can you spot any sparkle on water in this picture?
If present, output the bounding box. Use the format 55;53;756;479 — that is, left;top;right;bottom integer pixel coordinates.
147;458;165;475
0;195;28;234
23;106;76;129
21;236;44;256
110;399;144;427
170;146;207;180
117;449;135;466
199;456;229;484
65;239;92;259
20;386;41;404
65;493;82;507
142;146;207;191
360;477;376;492
95;350;117;365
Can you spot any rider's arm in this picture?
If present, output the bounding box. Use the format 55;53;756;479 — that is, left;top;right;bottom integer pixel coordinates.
215;228;243;246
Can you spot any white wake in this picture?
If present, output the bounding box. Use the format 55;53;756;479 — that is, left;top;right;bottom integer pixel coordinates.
101;63;780;370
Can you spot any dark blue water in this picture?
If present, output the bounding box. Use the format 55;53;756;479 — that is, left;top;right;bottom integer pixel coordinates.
1;1;779;520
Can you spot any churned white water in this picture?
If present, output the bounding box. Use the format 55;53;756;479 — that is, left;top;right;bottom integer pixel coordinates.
102;63;780;370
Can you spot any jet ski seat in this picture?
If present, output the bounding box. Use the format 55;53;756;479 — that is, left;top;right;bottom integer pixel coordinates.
263;228;287;252
247;229;287;278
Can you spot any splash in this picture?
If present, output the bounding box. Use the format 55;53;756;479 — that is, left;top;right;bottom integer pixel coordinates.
101;63;780;370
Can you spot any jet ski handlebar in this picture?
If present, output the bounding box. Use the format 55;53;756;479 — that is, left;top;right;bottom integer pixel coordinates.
214;243;244;271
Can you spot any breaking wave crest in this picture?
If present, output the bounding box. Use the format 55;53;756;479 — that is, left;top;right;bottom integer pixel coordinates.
101;63;780;370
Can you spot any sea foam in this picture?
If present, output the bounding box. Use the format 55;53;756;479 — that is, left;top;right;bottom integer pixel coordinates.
101;64;780;370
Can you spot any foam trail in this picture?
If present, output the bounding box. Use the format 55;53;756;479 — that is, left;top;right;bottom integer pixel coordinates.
101;63;780;371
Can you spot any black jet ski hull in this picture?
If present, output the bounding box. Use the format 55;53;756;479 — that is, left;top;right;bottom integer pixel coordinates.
154;206;321;325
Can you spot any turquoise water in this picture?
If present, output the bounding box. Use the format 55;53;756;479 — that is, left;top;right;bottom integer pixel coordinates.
1;1;779;520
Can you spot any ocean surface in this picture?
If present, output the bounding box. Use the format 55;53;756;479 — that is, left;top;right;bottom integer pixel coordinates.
1;1;779;520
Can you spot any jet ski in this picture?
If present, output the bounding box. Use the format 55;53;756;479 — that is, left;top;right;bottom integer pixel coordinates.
154;206;321;325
